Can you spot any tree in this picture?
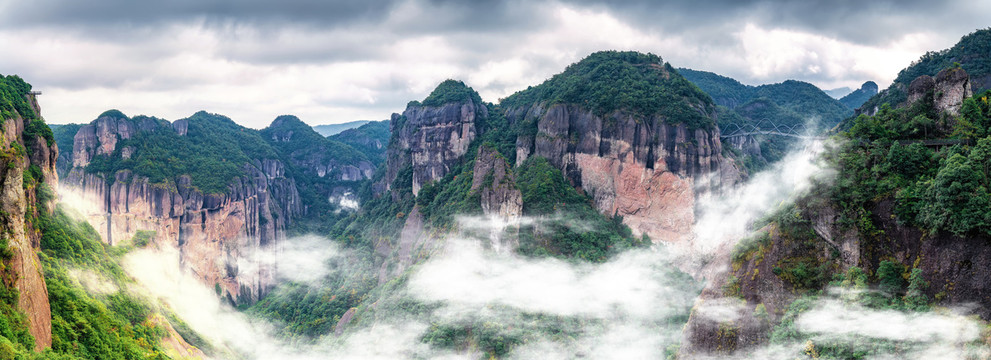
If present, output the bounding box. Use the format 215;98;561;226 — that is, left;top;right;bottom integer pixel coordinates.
918;154;991;235
876;261;906;295
903;268;929;311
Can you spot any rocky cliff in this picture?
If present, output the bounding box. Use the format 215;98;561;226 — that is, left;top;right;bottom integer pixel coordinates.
508;103;730;242
858;28;991;117
382;96;483;196
471;146;522;220
906;67;973;117
0;92;55;350
62;112;303;304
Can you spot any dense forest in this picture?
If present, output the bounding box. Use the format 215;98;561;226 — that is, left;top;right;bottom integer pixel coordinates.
502;51;716;130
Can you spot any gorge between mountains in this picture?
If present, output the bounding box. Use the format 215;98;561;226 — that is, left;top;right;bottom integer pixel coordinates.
1;24;991;360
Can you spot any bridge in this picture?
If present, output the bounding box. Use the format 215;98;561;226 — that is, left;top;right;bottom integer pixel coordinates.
719;121;825;140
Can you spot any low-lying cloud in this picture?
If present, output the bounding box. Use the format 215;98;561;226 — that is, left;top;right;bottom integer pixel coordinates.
109;139;991;359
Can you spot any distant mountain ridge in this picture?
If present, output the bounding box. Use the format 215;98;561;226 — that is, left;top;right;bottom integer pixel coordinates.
839;81;879;110
313;120;372;136
678;68;853;127
825;86;853;99
678;68;856;173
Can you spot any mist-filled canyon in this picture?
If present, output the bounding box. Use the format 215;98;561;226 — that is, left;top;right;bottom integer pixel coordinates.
1;2;991;359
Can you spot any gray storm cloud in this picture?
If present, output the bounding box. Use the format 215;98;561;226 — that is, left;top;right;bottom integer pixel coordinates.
4;0;989;127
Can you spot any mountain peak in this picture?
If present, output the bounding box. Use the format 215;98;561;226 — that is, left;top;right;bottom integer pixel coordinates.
98;109;128;120
502;50;714;129
421;79;483;107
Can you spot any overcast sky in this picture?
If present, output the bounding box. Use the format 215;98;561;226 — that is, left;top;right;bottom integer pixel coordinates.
1;0;988;128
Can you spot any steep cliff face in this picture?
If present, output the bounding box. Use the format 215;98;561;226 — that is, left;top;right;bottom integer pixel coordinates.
495;51;739;243
0;92;55;350
471;146;522;220
906;67;974;116
62;112;303;304
508;103;727;242
383;98;483;196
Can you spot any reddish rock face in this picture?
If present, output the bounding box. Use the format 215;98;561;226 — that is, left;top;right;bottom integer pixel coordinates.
62;116;303;305
0;97;55;350
509;103;733;242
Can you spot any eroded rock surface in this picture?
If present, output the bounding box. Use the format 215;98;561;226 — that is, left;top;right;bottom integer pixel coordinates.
383;100;482;195
0;94;54;350
63;115;302;304
509;103;731;242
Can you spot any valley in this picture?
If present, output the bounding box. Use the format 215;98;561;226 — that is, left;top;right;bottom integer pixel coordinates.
0;17;990;360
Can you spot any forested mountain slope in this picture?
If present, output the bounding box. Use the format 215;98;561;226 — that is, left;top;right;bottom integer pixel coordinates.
859;27;991;115
686;39;991;357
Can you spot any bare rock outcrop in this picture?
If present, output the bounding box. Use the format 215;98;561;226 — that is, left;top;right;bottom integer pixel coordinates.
508;103;730;242
471;146;522;219
906;68;973;116
383;99;482;196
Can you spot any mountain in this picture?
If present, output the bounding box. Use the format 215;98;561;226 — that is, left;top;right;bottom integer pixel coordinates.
838;81;879;109
0;75;204;358
679;68;853;173
328;120;389;165
678;68;853;127
499;51;735;241
685;32;991;355
61;110;304;304
859;27;991;115
312;120;372;136
260;115;376;225
23;41;991;359
824;86;853;99
51;122;81;177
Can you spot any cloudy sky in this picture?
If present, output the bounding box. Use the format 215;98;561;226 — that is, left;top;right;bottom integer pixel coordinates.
1;0;988;128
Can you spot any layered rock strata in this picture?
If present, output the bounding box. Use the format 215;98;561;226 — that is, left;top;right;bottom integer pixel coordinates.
63;114;302;304
508;103;730;242
383;99;482;196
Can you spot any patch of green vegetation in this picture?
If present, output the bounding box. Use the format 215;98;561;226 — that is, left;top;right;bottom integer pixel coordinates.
834;89;991;237
329;120;390;165
514;156;646;262
502;51;715;129
37;206;172;359
0;74;36;123
680;68;852;126
422;80;484;107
